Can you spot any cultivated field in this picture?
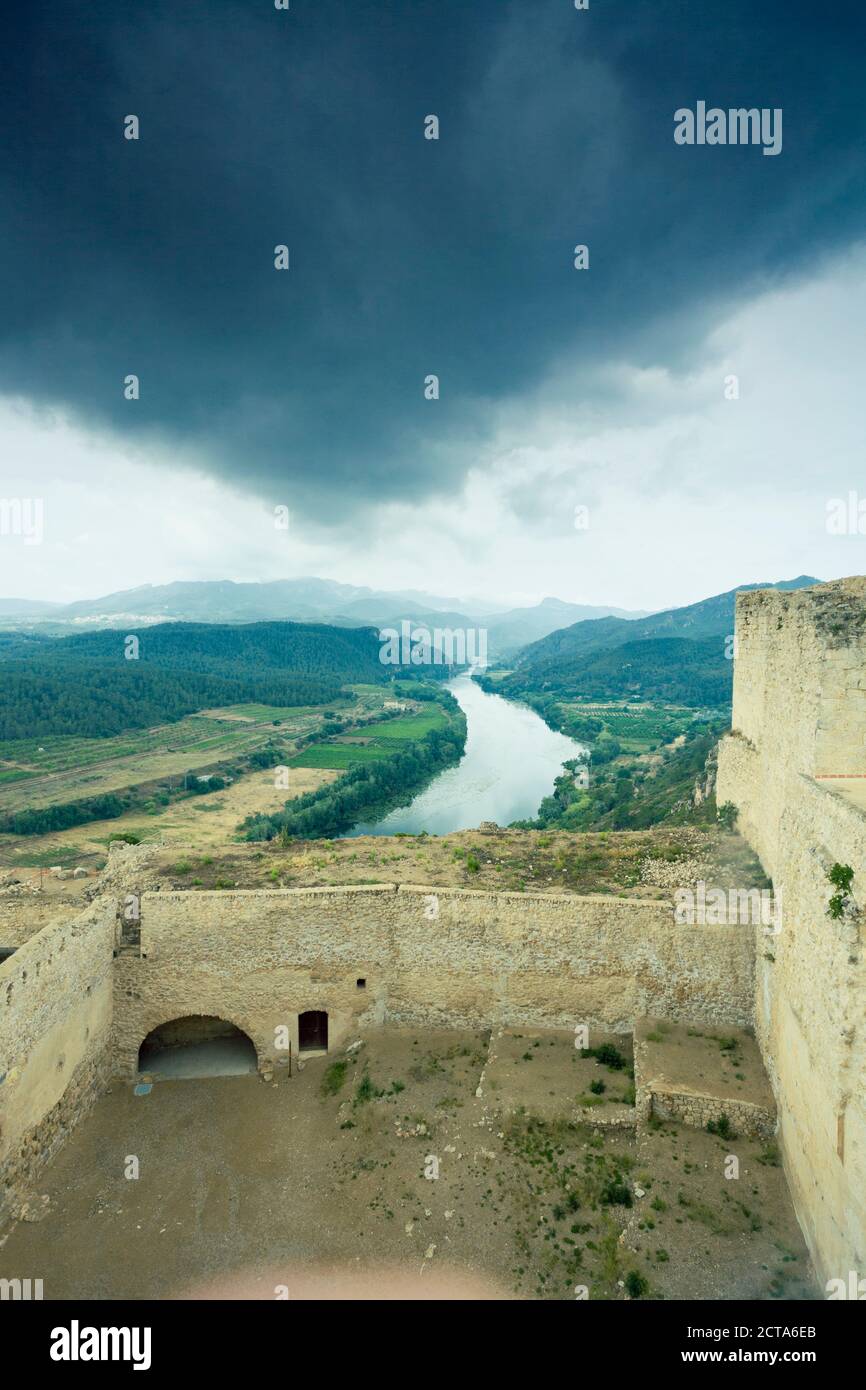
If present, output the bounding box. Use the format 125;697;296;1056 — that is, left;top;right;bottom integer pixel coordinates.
286;706;448;770
0;685;396;868
559;701;722;752
0;686;391;816
0;765;338;870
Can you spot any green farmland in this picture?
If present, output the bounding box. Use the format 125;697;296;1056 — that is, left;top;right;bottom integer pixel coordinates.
559;701;712;751
0;686;393;817
287;743;395;770
359;709;447;739
287;705;449;770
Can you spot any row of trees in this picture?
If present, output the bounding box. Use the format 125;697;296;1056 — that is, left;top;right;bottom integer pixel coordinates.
242;696;466;841
0;790;133;835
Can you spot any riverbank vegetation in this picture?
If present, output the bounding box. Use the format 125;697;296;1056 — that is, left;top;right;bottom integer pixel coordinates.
518;720;727;833
240;688;467;841
475;676;729;832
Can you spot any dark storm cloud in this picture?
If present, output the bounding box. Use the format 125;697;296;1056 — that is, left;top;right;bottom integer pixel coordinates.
2;0;865;522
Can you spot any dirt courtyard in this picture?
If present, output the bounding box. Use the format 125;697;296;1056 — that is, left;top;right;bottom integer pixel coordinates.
0;1028;815;1302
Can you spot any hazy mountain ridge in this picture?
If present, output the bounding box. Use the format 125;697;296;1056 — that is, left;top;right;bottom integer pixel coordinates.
490;576;822;707
0;579;649;661
514;576;822;675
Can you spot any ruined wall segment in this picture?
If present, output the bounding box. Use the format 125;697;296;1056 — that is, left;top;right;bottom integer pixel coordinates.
718;577;866;1285
111;882;754;1076
0;898;117;1218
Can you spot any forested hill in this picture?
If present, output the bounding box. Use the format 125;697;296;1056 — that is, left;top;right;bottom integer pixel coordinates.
0;620;388;677
499;577;820;706
0;620;398;739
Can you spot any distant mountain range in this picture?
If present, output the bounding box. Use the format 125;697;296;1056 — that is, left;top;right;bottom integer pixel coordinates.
0;579;649;662
496;576;822;706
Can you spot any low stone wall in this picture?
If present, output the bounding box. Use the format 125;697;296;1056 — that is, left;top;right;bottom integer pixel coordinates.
0;898;117;1219
648;1087;775;1140
632;1015;777;1142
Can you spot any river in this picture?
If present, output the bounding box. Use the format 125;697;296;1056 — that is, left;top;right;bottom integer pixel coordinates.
345;673;586;836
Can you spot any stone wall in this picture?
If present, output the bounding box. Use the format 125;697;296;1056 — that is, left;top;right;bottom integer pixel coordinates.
718;577;866;1285
0;898;117;1219
111;881;755;1076
646;1088;775;1140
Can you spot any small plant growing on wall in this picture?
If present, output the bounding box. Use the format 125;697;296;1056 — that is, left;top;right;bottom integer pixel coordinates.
707;1114;736;1140
827;863;855;921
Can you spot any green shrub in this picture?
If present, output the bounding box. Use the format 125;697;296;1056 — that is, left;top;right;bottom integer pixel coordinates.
354;1074;376;1105
757;1142;781;1167
717;801;738;829
320;1061;348;1096
593;1044;626;1071
601;1179;633;1208
827;863;854;920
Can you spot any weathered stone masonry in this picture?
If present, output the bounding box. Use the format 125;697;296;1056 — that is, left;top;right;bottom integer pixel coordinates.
112;883;754;1075
2;878;753;1218
0;899;116;1217
718;577;866;1286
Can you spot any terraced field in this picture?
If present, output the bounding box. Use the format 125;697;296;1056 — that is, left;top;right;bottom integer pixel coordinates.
0;687;389;815
0;716;297;814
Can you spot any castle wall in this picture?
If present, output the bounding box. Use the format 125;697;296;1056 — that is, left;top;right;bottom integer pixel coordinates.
111;882;755;1075
718;579;866;1286
0;898;117;1218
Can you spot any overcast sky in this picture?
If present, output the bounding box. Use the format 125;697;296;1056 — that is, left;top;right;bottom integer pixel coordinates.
2;0;865;610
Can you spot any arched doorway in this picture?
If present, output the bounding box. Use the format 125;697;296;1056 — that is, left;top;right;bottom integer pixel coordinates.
138;1015;258;1078
298;1010;328;1053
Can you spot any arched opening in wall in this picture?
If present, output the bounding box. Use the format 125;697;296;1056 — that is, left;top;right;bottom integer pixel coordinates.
298;1010;328;1053
138;1016;258;1079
